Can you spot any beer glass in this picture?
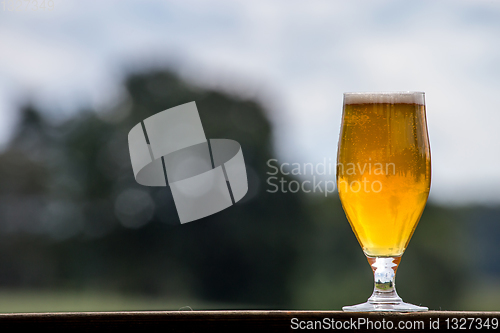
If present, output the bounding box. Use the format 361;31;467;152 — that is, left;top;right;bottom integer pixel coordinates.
337;92;431;311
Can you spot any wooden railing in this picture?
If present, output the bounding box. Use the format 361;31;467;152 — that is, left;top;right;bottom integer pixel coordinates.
1;310;500;331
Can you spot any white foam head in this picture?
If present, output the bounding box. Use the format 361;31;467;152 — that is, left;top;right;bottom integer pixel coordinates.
344;92;425;105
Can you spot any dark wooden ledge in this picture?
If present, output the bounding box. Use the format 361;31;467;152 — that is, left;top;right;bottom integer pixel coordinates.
1;310;499;331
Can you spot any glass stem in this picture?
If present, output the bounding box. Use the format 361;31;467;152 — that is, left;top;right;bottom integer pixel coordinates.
366;255;403;304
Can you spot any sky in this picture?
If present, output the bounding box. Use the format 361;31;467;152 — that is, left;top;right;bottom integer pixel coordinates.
1;0;500;204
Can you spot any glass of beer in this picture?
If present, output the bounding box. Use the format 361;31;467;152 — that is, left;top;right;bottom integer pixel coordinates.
337;92;431;312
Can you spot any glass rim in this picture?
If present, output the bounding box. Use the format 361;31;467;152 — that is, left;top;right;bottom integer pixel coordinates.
343;91;424;96
343;91;425;105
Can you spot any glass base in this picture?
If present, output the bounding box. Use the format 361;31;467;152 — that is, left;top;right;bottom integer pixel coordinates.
343;301;428;312
342;256;428;312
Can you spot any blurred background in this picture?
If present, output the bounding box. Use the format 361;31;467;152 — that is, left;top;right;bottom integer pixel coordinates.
0;0;499;312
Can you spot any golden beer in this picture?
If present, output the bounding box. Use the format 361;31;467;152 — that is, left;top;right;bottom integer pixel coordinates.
337;94;431;257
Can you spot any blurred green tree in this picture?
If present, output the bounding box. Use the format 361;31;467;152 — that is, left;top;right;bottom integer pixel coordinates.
0;69;492;311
